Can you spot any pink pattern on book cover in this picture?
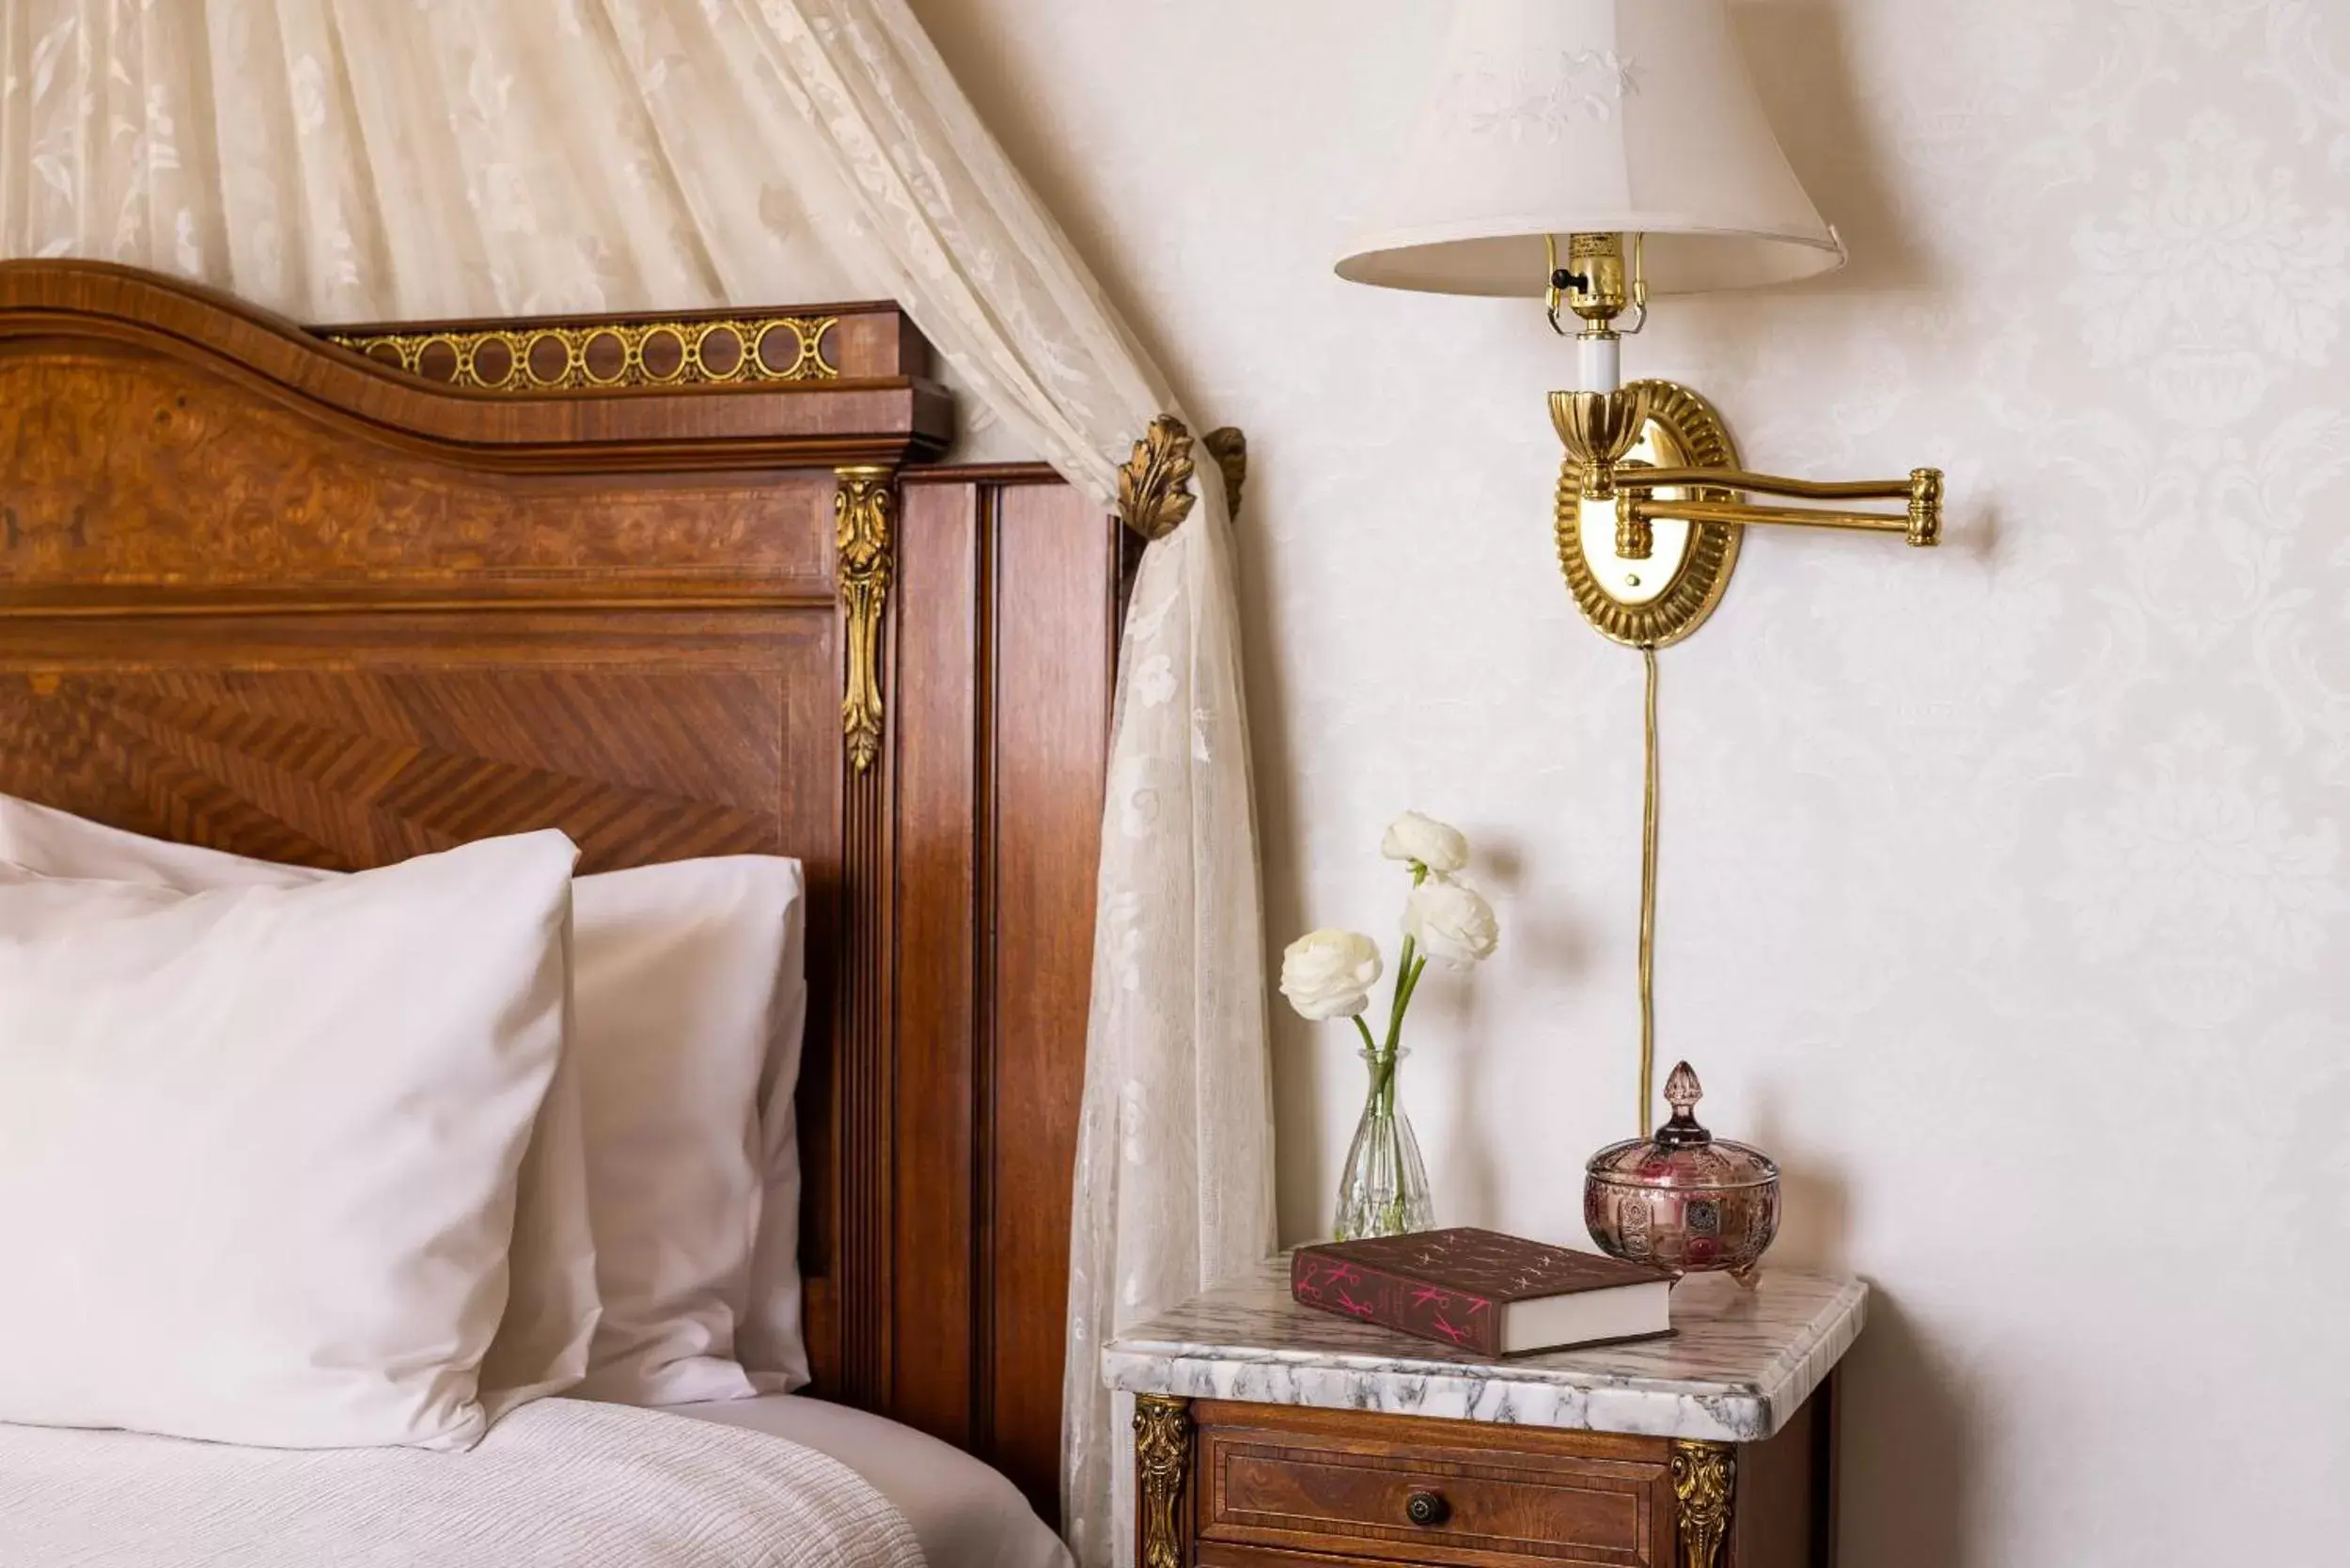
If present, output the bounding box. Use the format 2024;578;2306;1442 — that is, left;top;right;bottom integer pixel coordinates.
1292;1251;1496;1351
1289;1228;1668;1356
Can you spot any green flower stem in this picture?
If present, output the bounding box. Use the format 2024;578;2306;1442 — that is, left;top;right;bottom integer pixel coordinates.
1377;956;1426;1117
1371;863;1433;1125
1375;863;1433;1232
1381;935;1418;1057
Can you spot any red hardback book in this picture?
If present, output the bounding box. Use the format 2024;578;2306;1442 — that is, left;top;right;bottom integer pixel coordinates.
1290;1227;1674;1356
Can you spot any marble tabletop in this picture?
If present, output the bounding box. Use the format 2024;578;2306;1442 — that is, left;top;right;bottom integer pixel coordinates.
1103;1253;1866;1446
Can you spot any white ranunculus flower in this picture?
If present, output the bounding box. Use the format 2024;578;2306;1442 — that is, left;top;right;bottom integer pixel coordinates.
1380;810;1469;875
1403;877;1499;969
1279;929;1384;1021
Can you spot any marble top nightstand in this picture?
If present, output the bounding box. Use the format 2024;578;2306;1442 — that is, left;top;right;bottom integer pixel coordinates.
1104;1255;1867;1568
1105;1254;1866;1446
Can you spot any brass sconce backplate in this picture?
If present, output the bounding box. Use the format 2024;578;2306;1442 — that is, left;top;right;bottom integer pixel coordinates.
1553;380;1741;649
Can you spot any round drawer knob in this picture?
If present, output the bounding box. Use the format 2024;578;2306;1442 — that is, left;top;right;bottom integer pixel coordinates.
1405;1489;1449;1528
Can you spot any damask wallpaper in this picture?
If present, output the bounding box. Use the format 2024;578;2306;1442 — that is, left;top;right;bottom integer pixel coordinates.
917;0;2350;1560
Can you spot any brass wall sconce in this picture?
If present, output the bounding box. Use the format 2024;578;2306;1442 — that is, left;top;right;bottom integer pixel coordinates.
1340;0;1946;1135
1542;230;1941;654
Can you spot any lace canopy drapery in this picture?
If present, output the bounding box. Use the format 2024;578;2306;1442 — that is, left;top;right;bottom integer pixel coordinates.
0;1;1275;1560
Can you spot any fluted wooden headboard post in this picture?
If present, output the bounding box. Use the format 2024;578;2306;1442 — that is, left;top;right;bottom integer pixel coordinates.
831;458;899;1417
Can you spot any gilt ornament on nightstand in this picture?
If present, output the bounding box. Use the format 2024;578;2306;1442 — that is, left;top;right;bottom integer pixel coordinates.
1280;812;1499;1241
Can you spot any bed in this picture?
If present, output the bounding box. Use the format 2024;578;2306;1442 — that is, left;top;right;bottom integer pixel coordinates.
0;260;1118;1565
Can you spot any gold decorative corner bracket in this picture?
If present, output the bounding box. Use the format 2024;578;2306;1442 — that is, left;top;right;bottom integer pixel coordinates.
1119;416;1198;541
1670;1439;1736;1568
1134;1394;1193;1568
835;466;895;774
324;313;838;392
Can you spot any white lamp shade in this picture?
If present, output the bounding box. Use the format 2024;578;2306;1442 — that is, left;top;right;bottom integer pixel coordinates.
1336;0;1842;297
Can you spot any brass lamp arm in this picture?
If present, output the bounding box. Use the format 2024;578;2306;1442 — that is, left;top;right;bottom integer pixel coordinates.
1614;467;1918;503
1615;467;1942;557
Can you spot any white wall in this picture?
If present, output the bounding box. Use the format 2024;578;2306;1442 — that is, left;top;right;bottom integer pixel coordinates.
911;2;2350;1561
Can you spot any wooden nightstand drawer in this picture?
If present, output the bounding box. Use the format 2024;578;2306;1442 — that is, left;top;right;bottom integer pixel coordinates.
1190;1403;1676;1568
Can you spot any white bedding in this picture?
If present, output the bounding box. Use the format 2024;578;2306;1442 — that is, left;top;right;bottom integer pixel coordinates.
0;1398;926;1568
667;1396;1073;1568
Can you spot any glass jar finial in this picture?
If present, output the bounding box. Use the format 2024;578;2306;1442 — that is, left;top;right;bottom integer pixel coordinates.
1665;1059;1701;1113
1655;1059;1713;1150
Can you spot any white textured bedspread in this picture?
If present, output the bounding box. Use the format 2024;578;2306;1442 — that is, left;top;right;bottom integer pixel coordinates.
0;1397;928;1568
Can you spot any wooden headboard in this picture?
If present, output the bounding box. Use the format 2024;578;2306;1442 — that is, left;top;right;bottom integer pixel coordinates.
0;261;1114;1517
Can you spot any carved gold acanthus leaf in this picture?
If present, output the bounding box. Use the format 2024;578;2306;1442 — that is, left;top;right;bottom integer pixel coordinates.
1118;416;1198;541
1133;1394;1191;1568
835;467;895;774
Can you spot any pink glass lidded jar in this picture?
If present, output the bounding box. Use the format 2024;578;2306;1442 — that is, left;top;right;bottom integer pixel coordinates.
1584;1061;1780;1286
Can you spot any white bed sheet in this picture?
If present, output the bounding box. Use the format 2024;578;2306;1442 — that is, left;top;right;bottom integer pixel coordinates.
0;1397;923;1568
665;1395;1073;1568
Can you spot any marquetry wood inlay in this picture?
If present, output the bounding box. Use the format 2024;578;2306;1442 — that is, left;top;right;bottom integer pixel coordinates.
0;667;784;875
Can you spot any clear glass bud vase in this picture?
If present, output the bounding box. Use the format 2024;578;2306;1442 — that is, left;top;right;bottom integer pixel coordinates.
1333;1046;1434;1241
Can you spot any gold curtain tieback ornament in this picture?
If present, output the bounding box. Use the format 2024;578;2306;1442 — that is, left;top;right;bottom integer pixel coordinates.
1116;416;1249;541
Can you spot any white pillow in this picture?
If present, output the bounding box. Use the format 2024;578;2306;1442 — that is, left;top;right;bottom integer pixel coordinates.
0;831;579;1450
0;797;809;1404
558;858;807;1405
0;804;603;1417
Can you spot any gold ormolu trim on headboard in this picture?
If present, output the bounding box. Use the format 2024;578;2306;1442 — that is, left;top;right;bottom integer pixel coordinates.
1116;416;1249;541
323;313;839;392
835;466;895;773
